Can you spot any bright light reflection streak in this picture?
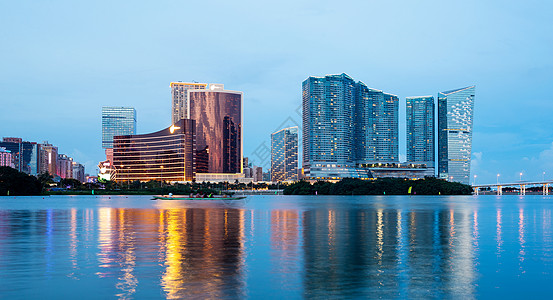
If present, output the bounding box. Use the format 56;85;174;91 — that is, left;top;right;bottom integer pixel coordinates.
396;210;409;298
69;208;78;277
496;209;503;255
161;209;185;299
518;208;526;269
376;209;384;264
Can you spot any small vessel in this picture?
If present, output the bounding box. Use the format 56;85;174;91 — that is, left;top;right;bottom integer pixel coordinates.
152;194;247;200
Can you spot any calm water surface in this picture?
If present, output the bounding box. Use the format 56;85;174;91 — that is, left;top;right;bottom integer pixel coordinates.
0;195;552;299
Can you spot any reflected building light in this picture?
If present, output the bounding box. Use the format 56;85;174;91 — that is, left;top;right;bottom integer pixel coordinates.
518;208;526;267
161;209;185;299
376;209;384;263
447;210;476;297
97;208;114;276
496;209;503;254
328;210;336;245
114;209;138;299
69;208;78;276
473;211;479;249
396;210;409;298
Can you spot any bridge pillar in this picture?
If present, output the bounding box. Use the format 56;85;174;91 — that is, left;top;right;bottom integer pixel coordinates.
521;185;526;196
475;187;479;195
544;184;549;195
497;186;502;196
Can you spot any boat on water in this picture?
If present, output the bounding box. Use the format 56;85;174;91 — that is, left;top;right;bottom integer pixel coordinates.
152;194;247;200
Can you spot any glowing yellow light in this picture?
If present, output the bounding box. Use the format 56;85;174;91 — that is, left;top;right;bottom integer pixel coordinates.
169;125;181;134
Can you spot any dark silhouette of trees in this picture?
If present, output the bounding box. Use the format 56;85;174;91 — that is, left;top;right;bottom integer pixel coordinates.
0;167;42;196
284;177;473;195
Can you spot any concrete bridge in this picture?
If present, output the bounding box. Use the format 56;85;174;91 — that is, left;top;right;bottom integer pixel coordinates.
473;181;552;195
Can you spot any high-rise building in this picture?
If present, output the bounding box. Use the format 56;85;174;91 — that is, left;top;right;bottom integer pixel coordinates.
112;119;196;182
171;82;208;124
40;142;58;176
438;86;475;184
188;84;242;175
0;147;14;168
406;96;435;168
72;162;85;183
355;85;399;163
271;126;298;182
302;73;399;179
0;138;41;175
102;107;136;149
57;154;73;179
252;166;263;182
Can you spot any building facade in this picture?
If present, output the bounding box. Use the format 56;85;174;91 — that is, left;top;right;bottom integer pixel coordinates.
355;85;399;163
0;147;14;168
113;119;196;182
438;86;475;184
271;126;299;182
188;84;242;175
302;73;399;179
406;96;435;168
0;138;41;175
171;82;208;124
252;166;263;182
57;154;73;179
72;162;85;182
102;107;136;149
39;142;58;176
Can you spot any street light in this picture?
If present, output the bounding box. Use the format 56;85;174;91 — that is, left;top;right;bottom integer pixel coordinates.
473;175;477;186
543;171;546;182
520;172;523;182
497;174;500;184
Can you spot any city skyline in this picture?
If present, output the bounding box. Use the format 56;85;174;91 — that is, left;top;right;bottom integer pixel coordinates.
1;1;552;184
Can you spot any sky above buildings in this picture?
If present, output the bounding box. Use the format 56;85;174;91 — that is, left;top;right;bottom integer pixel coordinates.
1;0;552;184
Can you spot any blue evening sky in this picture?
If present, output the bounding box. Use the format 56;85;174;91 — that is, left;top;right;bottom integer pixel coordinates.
1;0;552;184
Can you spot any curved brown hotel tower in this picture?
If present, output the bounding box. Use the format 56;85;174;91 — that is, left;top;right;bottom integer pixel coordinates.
188;86;242;174
112;119;196;182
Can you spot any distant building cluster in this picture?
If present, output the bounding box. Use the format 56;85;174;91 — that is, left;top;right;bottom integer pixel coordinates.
0;137;86;182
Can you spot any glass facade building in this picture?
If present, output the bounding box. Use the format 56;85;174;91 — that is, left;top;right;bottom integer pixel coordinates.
271;126;298;182
355;86;399;163
438;86;475;184
102;107;136;149
0;139;40;175
113;119;196;182
188;86;242;174
171;82;208;124
302;73;398;179
406;96;435;167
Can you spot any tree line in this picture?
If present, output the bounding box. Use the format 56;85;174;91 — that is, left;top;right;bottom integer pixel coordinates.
283;177;473;195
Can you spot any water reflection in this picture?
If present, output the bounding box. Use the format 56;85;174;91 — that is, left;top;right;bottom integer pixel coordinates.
1;196;553;298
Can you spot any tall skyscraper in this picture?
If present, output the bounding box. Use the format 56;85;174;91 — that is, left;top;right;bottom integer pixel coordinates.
188;84;242;175
171;82;208;124
39;142;58;176
72;162;85;183
102;107;136;149
57;154;73;179
271;126;299;182
406;96;435;167
355;85;399;163
438;86;475;184
302;73;399;179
